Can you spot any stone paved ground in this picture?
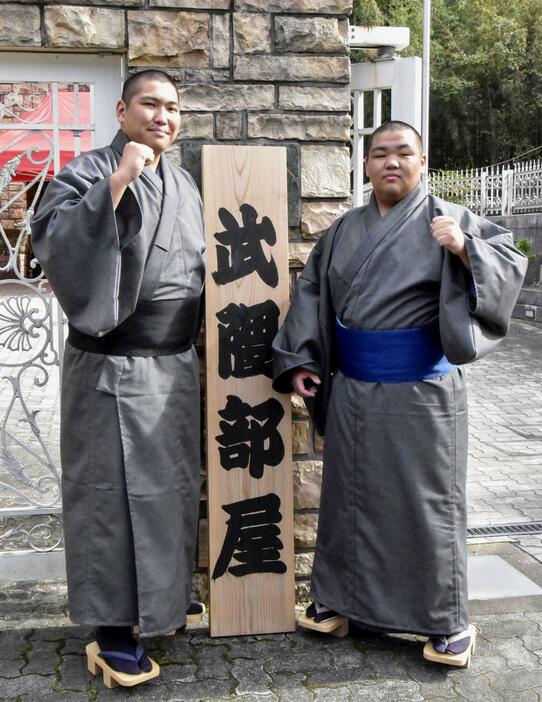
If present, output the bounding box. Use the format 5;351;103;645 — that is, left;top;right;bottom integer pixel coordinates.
466;320;542;529
1;319;542;701
1;609;542;702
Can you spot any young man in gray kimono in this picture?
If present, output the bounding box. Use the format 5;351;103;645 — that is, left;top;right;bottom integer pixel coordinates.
31;70;205;685
273;121;527;667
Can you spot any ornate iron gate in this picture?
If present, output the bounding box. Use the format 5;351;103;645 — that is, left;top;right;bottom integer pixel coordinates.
0;53;122;580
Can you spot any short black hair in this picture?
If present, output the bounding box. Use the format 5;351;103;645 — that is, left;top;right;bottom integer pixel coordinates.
366;120;423;153
121;70;179;106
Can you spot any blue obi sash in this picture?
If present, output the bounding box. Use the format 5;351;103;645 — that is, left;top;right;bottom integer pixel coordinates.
336;318;456;383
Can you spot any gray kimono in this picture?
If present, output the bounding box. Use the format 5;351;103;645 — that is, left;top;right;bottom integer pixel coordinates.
31;130;205;636
273;182;527;636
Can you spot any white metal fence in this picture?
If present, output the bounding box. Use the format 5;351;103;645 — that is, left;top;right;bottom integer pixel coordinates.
428;159;542;216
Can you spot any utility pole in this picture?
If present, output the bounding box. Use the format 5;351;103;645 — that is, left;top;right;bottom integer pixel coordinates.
422;0;431;165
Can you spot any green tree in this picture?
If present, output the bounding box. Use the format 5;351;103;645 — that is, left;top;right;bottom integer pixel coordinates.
352;0;542;169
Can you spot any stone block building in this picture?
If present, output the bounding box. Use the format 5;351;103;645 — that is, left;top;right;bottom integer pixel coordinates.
0;0;354;600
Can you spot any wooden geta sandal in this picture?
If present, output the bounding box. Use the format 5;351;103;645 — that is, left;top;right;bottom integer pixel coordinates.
423;625;477;668
86;641;160;688
297;612;349;638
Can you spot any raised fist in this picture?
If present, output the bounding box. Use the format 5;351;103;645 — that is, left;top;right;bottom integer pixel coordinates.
115;141;155;184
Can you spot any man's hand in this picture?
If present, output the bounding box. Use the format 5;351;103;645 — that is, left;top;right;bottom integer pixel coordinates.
109;141;155;209
431;215;470;269
116;141;155;183
292;368;321;398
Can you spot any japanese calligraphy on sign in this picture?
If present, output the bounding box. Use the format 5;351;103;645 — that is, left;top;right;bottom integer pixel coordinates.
212;493;286;579
217;395;285;479
217;301;280;380
203;145;294;637
212;204;279;288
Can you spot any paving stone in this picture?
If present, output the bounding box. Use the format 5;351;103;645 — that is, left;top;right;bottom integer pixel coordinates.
477;615;541;638
0;673;56;698
0;629;29;655
61;636;87;656
160;634;198;662
465;652;510;677
522;633;542;650
103;677;219;702
156;661;198;683
488;636;542;670
271;672;314;702
483;669;542;693
40;692;90;702
193;642;231;680
55;652;90;691
228;636;292;659
248;634;289;641
35;626;83;642
290;630;339;655
22;638;58;676
265;649;333;675
348;680;423;701
307;663;377;688
210;695;278;702
416;675;459;699
363;646;415;678
232;656;274;694
0;656;23;677
311;688;352;701
498;691;542;702
328;639;366;669
453;675;506;701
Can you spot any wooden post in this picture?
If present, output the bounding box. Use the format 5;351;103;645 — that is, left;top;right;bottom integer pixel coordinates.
202;144;295;637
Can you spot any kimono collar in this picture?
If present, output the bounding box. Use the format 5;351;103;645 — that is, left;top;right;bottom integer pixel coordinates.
336;178;429;291
110;129;130;156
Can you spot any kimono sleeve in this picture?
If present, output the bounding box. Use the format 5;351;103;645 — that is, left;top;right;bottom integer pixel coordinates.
436;199;528;363
31;156;144;337
463;217;527;332
272;234;325;393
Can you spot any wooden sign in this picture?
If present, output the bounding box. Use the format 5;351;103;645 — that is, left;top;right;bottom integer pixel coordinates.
203;145;295;637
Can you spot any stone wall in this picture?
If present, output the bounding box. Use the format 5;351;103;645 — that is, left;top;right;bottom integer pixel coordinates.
0;0;354;600
489;213;542;286
489;214;542;322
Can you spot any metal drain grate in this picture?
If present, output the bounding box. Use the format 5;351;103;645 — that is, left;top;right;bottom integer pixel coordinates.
467;522;542;538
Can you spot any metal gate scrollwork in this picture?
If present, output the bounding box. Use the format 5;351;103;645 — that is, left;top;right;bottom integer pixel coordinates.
0;80;93;559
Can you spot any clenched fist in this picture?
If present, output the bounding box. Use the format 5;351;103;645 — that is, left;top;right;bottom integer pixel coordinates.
115;141;155;185
109;141;155;209
431;216;470;269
